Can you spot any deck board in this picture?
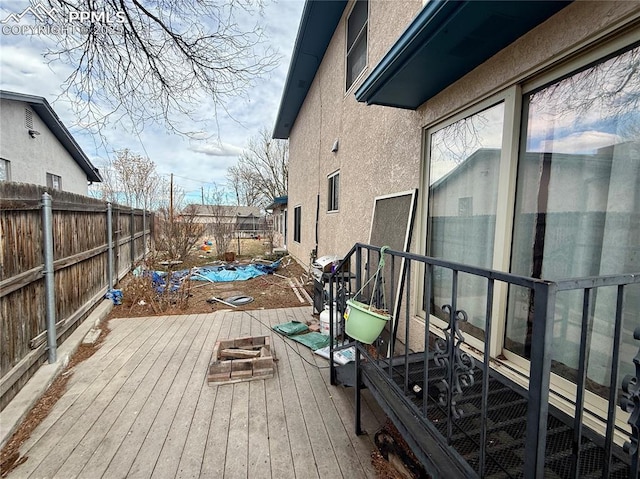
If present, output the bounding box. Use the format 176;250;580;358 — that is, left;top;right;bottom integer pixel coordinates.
9;307;384;479
19;315;162;454
151;313;222;479
175;311;233;479
21;315;182;478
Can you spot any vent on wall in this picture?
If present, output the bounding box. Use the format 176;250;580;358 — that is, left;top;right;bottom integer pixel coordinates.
25;108;33;129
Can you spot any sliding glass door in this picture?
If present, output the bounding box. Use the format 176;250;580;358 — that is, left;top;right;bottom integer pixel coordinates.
506;45;640;395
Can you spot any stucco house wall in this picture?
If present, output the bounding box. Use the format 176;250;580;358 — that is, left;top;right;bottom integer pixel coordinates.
283;0;639;355
0;98;91;196
287;0;424;265
285;0;638;274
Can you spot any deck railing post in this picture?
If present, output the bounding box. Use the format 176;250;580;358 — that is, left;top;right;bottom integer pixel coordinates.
355;245;362;296
524;281;556;478
107;202;113;289
621;326;640;479
355;344;362;435
329;272;336;385
41;193;57;363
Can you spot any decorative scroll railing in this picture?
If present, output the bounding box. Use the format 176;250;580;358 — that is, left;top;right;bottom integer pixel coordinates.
328;243;640;479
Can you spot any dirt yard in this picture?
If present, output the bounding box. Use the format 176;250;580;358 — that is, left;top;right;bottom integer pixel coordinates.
108;257;312;320
108;238;314;320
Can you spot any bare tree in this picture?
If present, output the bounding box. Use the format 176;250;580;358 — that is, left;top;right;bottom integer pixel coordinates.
227;164;263;207
155;203;204;260
202;184;236;257
41;0;279;137
91;149;167;209
227;127;287;207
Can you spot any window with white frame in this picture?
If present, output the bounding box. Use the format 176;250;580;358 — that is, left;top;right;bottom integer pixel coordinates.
293;206;301;243
327;171;340;212
46;173;62;190
346;0;368;91
423;41;640;399
0;159;9;181
426;101;505;342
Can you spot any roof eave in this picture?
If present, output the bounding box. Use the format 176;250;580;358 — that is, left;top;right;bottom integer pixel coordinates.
0;90;102;183
355;0;573;109
272;0;348;140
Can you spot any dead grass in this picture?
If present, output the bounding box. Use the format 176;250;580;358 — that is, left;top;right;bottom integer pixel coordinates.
193;237;275;263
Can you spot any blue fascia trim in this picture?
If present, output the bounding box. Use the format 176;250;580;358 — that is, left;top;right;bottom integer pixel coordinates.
355;0;462;105
355;0;573;109
272;0;347;139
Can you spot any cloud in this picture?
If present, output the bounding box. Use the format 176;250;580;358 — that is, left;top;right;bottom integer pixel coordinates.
539;130;621;154
188;142;245;157
1;0;305;197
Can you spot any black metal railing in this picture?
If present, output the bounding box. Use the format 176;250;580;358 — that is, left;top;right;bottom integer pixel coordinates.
328;243;640;479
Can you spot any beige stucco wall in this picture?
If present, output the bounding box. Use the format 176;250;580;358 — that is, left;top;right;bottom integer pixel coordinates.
286;0;639;348
287;0;424;266
0;99;89;195
288;1;639;265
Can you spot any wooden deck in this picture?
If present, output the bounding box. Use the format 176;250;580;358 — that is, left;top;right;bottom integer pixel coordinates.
9;307;385;478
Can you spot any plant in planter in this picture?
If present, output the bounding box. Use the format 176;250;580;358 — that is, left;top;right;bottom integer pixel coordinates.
344;246;391;344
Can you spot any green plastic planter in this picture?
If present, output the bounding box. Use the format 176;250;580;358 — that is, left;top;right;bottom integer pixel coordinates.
344;299;390;344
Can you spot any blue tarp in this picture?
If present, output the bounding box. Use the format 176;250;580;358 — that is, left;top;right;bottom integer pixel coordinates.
149;260;281;293
191;260;281;282
150;271;182;293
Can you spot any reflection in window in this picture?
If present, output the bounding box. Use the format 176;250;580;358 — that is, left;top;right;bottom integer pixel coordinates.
506;45;640;396
427;102;504;340
346;0;368;90
0;159;9;181
47;173;62;190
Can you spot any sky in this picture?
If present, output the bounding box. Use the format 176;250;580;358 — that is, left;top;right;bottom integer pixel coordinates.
0;0;305;203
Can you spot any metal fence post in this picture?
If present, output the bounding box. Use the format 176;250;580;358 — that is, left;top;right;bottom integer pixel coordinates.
107;202;113;289
41;193;57;363
142;207;147;260
130;207;135;266
524;281;556;478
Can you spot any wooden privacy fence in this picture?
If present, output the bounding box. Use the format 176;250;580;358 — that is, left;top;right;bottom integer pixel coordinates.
0;182;152;410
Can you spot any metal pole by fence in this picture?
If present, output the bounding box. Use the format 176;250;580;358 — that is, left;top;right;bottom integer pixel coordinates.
41;193;57;363
130;207;135;267
142;207;147;260
107;202;113;289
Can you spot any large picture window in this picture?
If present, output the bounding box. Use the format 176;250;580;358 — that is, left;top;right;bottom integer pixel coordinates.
346;0;368;91
506;45;640;394
427;102;505;340
422;42;640;397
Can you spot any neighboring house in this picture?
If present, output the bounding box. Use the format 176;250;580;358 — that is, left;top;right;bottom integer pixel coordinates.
0;90;102;195
266;196;288;249
189;204;264;238
274;1;639;477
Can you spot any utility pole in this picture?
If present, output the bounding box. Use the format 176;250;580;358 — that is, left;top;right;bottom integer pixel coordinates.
201;186;204;205
170;173;174;224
